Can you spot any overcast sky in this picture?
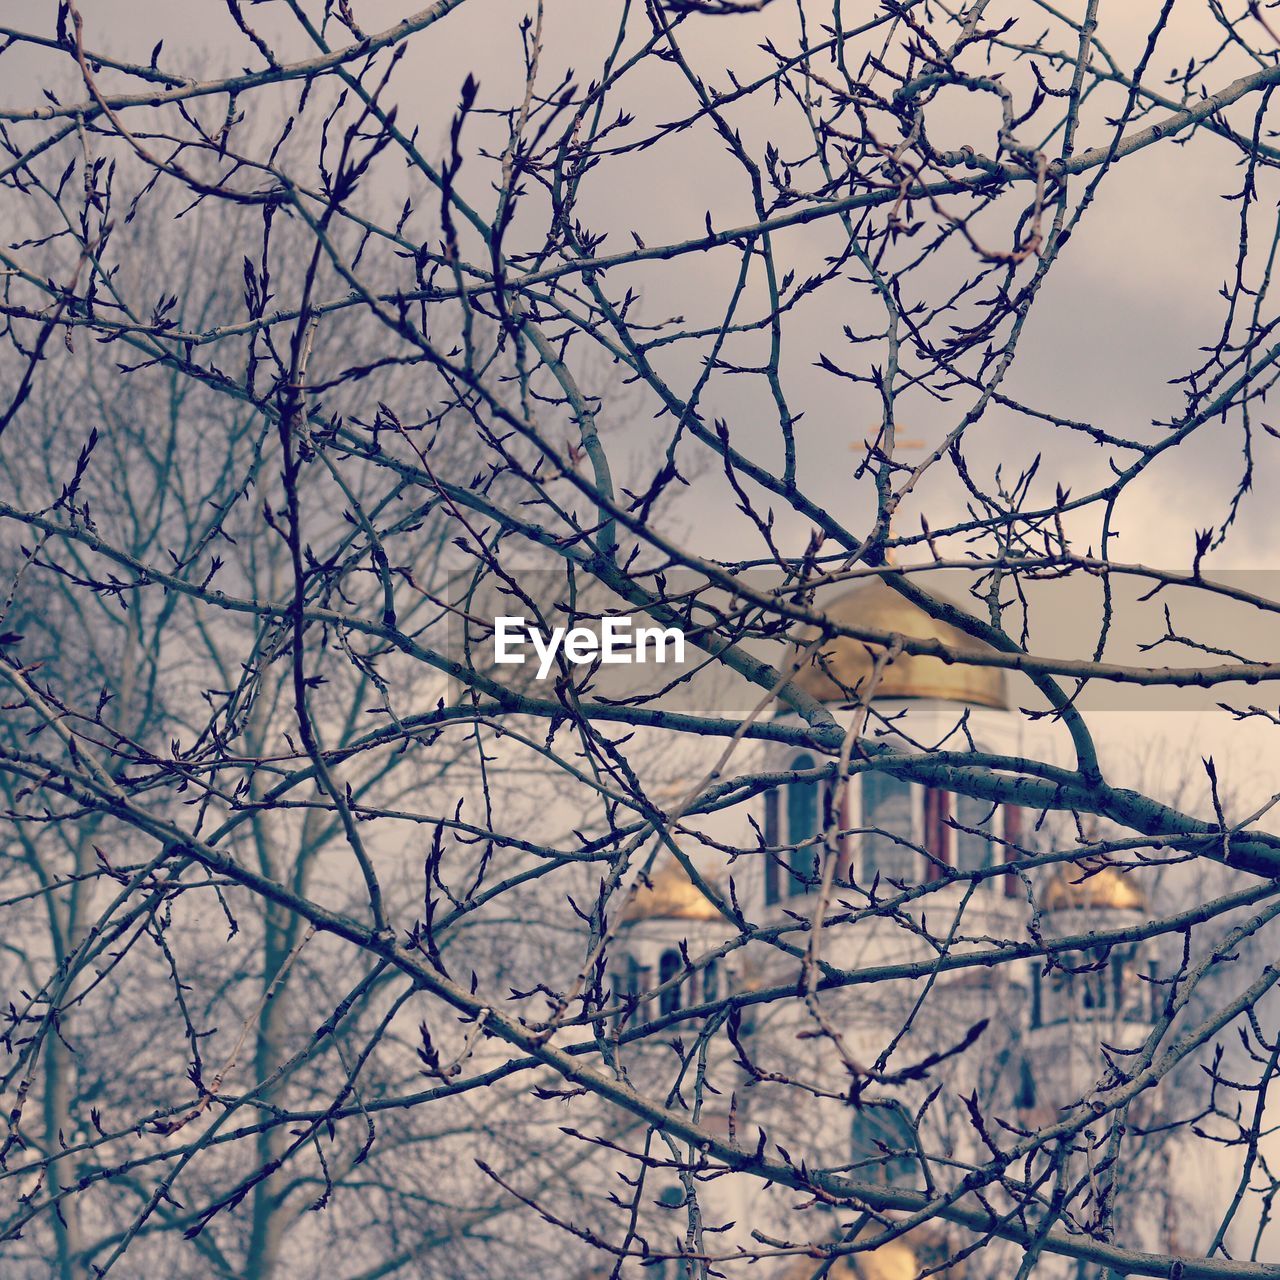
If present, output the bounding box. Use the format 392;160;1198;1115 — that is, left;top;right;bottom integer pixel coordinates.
8;0;1280;807
10;2;1270;557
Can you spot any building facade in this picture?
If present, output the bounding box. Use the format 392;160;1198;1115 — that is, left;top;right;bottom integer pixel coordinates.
606;580;1160;1278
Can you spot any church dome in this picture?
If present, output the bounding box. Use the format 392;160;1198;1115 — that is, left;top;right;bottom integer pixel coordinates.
785;579;1007;709
1043;865;1147;913
619;858;728;925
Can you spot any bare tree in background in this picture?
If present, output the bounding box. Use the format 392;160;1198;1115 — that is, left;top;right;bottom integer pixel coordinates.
3;2;1280;1277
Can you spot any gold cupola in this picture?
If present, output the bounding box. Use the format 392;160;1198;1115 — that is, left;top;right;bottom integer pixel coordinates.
785;579;1007;709
1043;864;1147;913
618;857;729;925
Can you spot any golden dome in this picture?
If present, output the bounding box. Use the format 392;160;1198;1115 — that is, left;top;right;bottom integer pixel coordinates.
1043;864;1147;913
785;579;1007;709
619;858;728;925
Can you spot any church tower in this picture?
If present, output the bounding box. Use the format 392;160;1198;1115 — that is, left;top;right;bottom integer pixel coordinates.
611;857;734;1033
744;577;1029;1278
761;576;1027;943
600;576;1161;1277
1024;864;1156;1118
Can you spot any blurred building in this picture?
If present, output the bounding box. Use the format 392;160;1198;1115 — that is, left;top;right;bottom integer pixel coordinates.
608;580;1160;1279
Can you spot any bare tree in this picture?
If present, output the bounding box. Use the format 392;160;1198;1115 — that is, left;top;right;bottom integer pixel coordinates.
3;3;1280;1278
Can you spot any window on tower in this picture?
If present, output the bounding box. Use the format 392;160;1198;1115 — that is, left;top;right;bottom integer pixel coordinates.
786;752;821;895
861;770;915;884
703;959;720;1004
1002;803;1026;896
658;948;684;1015
1033;944;1150;1026
924;790;1023;893
953;791;996;874
850;1101;920;1187
763;753;828;903
1016;1057;1038;1110
613;956;651;1032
